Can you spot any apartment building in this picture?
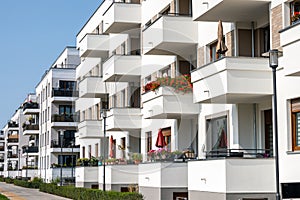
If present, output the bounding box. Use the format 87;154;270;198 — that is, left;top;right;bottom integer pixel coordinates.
3;107;30;178
36;47;80;183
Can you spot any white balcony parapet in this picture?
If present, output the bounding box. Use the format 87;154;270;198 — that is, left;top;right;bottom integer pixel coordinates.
142;87;199;119
191;57;272;104
103;2;141;33
103;55;141;82
75;166;99;188
280;23;300;76
77;34;110;58
105;108;142;131
142;15;197;58
192;0;270;22
188;158;275;193
77;120;103;139
79;77;108;98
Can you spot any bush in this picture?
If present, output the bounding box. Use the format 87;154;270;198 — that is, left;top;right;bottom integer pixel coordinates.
4;177;14;184
39;183;143;200
13;177;42;189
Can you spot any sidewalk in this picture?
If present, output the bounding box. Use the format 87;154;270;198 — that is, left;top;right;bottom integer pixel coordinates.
0;182;71;200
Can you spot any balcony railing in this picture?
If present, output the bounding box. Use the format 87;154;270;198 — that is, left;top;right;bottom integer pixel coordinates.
7;138;18;143
51;140;79;148
0;159;4;162
23;124;39;131
0;147;4;151
51;114;79;123
8;122;18;128
7;154;18;158
52;88;79;97
206;148;273;159
23;102;39;110
22;146;38;154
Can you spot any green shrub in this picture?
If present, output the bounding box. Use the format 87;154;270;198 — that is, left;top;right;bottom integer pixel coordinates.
4;178;14;184
0;193;9;200
13;177;42;189
39;183;143;200
0;177;5;182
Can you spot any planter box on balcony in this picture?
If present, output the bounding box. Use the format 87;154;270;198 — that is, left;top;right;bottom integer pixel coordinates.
142;87;199;119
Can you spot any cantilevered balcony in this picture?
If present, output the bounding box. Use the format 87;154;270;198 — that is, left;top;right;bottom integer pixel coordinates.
280;22;300;76
191;57;272;104
7;122;18;130
102;1;141;33
23;102;39;115
192;0;270;22
51;114;79;128
188;158;275;197
106;108;142;131
22;124;39;136
77;120;103;139
78;77;108;98
142;14;197;58
22;146;39;156
142;86;199;119
77;34;110;58
103;55;141;82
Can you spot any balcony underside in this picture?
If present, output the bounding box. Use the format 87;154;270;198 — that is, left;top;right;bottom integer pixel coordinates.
193;0;270;22
104;22;140;34
104;74;140;82
23;130;39;136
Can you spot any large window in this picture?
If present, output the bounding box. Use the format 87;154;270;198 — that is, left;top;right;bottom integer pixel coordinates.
206;115;228;151
146;132;152;153
292;98;300;151
59;105;74;115
291;0;300;24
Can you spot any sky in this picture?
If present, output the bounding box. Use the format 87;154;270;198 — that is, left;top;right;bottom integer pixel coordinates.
0;1;102;128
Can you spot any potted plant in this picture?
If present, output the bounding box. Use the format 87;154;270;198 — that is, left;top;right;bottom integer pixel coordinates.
132;153;143;164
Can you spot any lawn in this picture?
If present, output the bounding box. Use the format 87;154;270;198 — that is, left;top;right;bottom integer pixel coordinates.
0;193;9;200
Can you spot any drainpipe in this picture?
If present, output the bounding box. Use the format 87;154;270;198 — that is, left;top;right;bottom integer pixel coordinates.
253;104;257;153
251;21;255;57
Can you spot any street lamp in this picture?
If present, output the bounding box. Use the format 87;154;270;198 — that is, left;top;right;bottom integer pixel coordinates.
18;148;21;178
264;49;282;200
70;140;74;182
59;130;64;186
101;110;107;192
25;146;28;179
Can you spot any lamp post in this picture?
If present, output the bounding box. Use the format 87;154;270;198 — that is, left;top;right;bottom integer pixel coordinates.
25;146;28;179
59;130;64;186
266;49;281;200
18;148;21;178
70;140;74;182
101;110;107;192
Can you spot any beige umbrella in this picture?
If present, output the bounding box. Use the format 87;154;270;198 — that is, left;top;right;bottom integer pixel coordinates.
216;20;228;55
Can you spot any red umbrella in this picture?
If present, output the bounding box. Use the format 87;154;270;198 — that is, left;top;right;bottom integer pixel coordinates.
155;129;166;148
109;135;114;158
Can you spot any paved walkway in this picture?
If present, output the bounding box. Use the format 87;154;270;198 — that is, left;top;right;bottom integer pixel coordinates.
0;182;71;200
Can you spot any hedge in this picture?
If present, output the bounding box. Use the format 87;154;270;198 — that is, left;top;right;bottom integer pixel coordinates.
39;183;144;200
13;178;42;189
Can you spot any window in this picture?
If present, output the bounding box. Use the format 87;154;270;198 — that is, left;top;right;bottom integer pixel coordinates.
291;0;300;24
206;115;228;151
292;98;300;151
162;127;171;151
95;143;99;158
146;132;152;153
58;155;76;167
59;81;76;90
59;105;73;115
210;40;219;62
159;66;171;78
88;145;92;159
82;146;85;158
144;75;151;85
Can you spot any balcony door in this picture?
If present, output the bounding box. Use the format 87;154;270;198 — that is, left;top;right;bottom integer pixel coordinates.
264;109;273;156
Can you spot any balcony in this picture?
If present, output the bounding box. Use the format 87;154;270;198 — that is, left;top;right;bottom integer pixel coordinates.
77;34;110;58
52;88;79;99
191;57;272;104
192;0;270;22
0;146;4;151
78;77;108;98
75;166;99;188
51;114;79;128
139;162;188;189
22;124;39;136
106;108;142;131
103;55;141;82
50;139;80;153
22;146;39;156
102;2;141;33
142;86;199;119
23;102;39;115
77;120;103;139
7;122;18;129
7;134;19;144
280;22;300;76
188;158;275;196
142;14;197;58
98;165;138;188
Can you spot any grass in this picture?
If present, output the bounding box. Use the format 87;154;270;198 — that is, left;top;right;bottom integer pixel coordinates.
0;193;9;200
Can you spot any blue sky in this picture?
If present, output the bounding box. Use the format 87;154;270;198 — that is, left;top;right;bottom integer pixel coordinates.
0;1;102;127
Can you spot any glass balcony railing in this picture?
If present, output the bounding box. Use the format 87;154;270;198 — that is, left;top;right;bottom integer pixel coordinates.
51;114;79;123
23;102;39;110
52;88;79;97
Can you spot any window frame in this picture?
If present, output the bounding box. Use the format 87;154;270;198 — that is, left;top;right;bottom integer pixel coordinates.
291;98;300;151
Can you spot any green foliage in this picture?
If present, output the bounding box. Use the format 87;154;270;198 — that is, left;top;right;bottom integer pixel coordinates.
4;177;14;184
39;183;144;200
0;193;9;200
13;177;43;189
